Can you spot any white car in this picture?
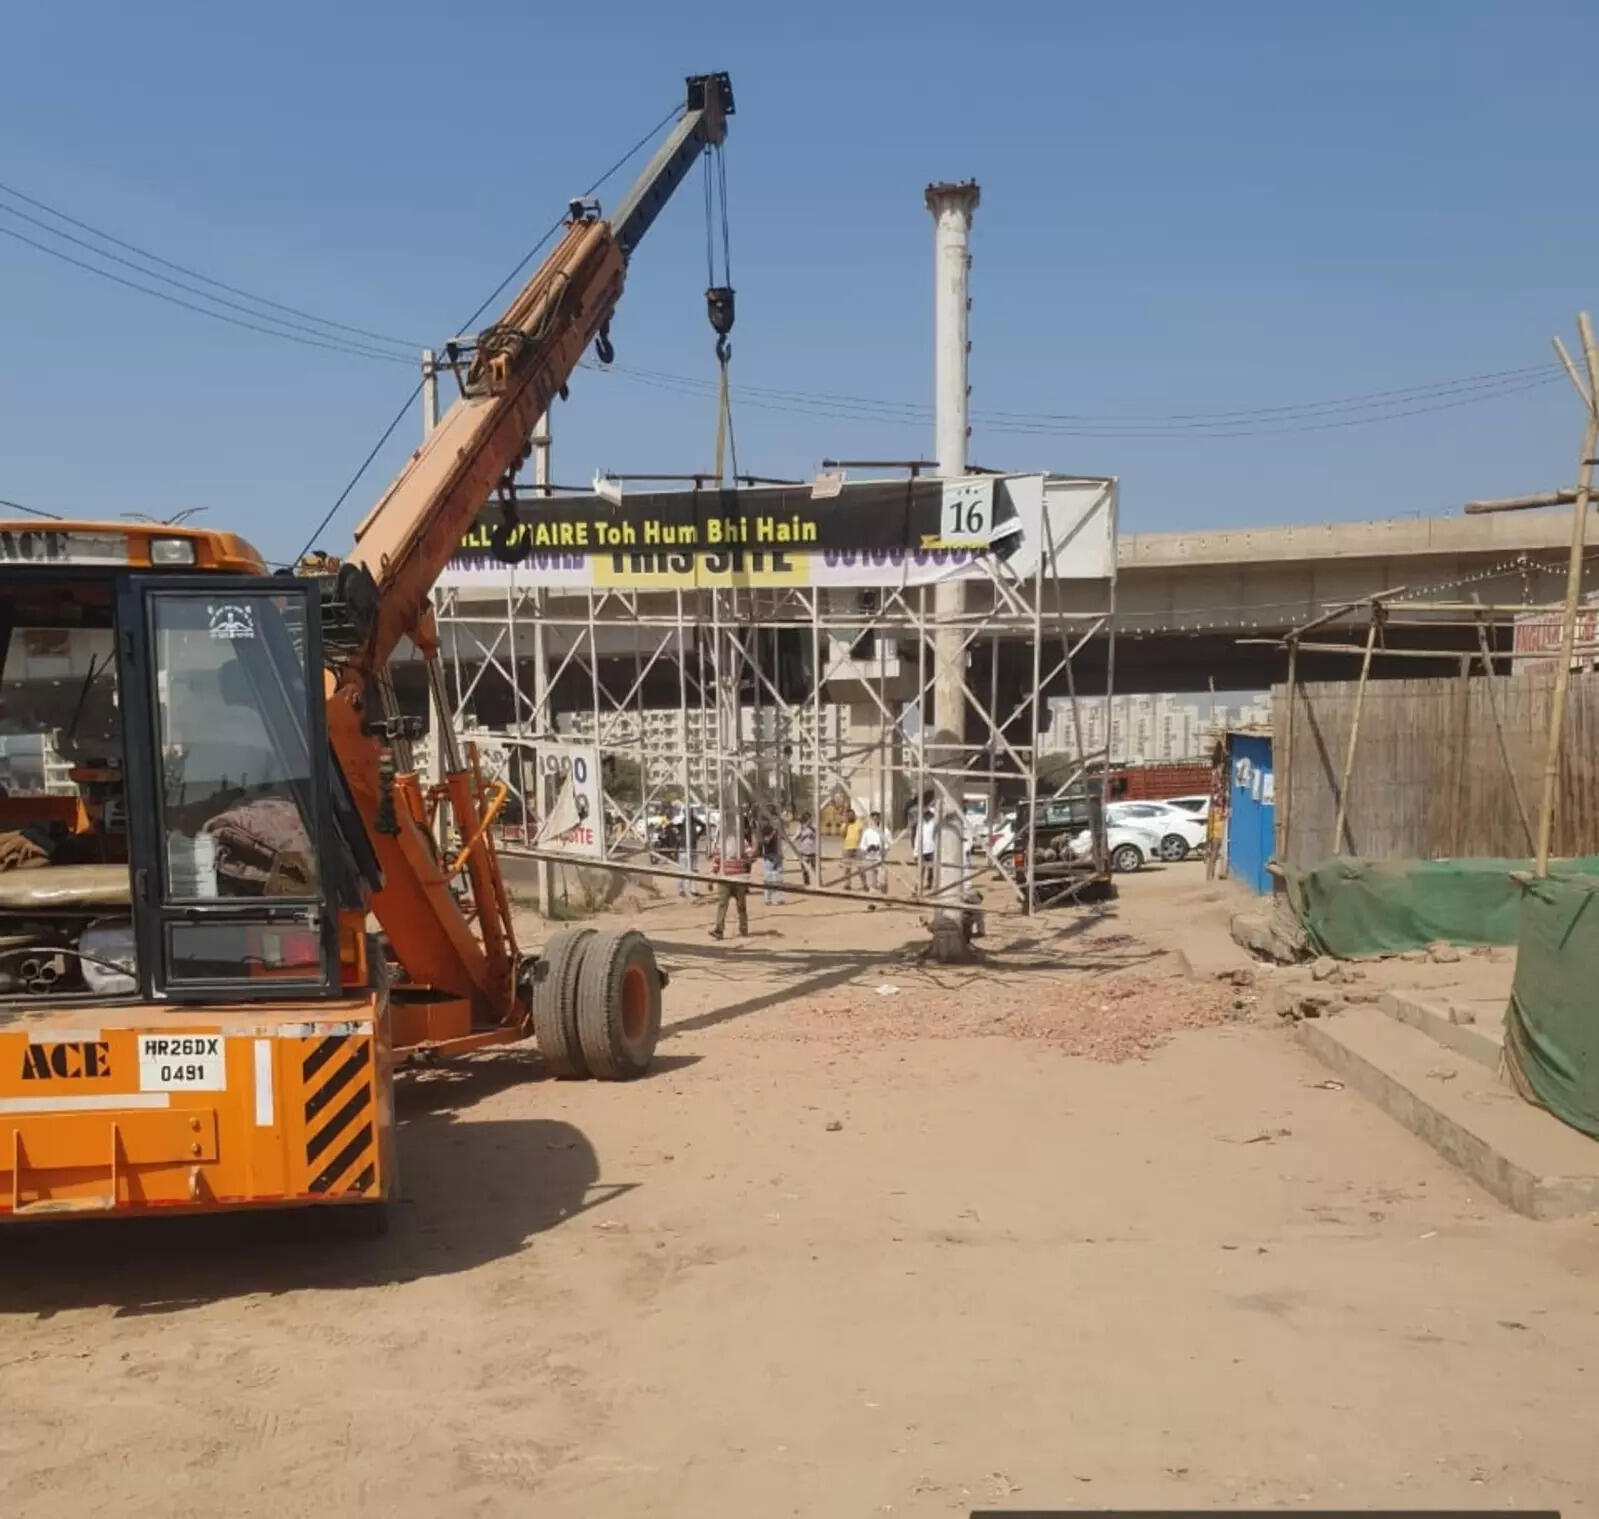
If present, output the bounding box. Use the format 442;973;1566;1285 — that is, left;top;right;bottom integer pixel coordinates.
1106;801;1207;863
1069;820;1162;873
986;811;1017;861
1164;794;1211;822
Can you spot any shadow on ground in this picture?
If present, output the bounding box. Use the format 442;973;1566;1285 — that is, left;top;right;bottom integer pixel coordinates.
0;1051;663;1320
652;902;1166;1039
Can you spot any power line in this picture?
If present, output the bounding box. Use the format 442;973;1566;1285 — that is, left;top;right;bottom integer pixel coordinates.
978;363;1560;426
590;359;1563;429
0;198;413;362
0;176;417;349
0;222;415;366
586;361;1565;439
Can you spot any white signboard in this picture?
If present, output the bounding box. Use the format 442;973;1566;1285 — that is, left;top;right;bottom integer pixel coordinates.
533;742;603;858
936;478;997;548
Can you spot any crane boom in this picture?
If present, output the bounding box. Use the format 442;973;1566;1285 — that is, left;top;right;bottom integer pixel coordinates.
322;73;732;1028
341;73;732;681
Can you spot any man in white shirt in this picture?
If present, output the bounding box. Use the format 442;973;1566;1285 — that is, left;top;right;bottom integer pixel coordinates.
859;810;887;905
916;805;938;893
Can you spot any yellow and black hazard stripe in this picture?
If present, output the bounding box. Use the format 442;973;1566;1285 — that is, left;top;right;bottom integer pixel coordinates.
301;1033;376;1195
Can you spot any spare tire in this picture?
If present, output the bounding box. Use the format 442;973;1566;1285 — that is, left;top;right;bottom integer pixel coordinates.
531;927;595;1078
575;929;662;1080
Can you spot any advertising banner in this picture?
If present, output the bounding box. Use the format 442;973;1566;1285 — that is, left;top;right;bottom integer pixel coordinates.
1514;607;1599;675
532;742;603;857
438;474;1114;593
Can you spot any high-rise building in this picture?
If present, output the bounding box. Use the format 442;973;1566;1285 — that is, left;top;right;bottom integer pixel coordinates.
1037;691;1267;764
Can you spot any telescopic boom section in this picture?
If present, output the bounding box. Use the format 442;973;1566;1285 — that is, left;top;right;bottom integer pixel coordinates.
342;72;733;679
323;73;732;1027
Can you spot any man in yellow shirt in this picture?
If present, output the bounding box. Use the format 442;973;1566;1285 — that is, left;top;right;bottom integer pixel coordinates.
840;808;864;892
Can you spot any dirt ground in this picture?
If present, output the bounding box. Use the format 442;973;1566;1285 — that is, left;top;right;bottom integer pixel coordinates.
3;863;1598;1517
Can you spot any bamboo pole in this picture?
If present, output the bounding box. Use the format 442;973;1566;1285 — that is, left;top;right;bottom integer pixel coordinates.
1451;652;1473;857
1237;639;1493;660
1294;585;1410;639
1535;314;1599;877
1331;609;1380;854
1465;488;1584;515
1474;615;1535;853
499;844;1002;914
1278;635;1297;869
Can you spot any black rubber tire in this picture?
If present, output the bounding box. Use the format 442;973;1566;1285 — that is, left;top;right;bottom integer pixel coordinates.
531;927;596;1078
575;929;661;1081
1159;833;1190;863
1110;842;1144;874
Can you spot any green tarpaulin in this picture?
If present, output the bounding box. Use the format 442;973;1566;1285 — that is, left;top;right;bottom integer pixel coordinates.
1504;874;1599;1139
1286;855;1599;959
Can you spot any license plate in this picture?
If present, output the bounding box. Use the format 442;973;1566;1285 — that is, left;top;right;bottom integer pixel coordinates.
138;1034;226;1091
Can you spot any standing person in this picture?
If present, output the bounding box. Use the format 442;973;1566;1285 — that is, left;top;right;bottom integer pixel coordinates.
917;804;938;893
709;822;755;939
840;807;864;891
673;811;697;899
760;815;786;905
859;810;887;907
794;811;818;886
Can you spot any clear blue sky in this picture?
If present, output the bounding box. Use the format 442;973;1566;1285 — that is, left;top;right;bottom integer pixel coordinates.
2;1;1594;564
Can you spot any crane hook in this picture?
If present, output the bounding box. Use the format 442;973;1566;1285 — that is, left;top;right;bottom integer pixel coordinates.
706;285;735;347
488;498;533;565
594;321;615;366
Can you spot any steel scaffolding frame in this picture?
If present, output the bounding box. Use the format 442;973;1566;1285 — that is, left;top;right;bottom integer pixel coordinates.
430;485;1117;915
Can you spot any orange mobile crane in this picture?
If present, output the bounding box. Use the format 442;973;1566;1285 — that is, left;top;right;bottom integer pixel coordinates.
0;73;733;1226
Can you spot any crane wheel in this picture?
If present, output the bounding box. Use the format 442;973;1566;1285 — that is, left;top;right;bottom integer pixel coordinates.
575;929;662;1080
531;927;596;1078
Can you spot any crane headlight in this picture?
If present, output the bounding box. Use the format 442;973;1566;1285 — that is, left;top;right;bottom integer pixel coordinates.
150;537;197;566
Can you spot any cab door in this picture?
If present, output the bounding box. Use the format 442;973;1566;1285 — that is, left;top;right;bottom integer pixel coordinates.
117;577;339;1001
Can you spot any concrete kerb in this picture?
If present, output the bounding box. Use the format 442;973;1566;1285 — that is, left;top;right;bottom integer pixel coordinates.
1377;988;1503;1072
1295;1005;1599;1220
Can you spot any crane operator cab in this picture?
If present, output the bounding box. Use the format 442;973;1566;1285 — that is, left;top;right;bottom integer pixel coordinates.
0;524;394;1221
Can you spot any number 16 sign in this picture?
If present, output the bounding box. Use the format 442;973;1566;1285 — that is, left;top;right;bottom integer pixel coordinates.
935;478;995;548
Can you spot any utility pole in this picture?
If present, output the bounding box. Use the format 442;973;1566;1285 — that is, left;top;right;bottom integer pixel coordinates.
925;179;980;960
530;409;557;915
420;347;438;441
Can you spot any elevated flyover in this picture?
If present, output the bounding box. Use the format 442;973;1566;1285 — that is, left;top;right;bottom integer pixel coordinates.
1090;509;1587;693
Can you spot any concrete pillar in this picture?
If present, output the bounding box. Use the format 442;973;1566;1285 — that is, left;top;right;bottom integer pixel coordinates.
421;350;448;854
925;180;980;957
530;411;556;916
